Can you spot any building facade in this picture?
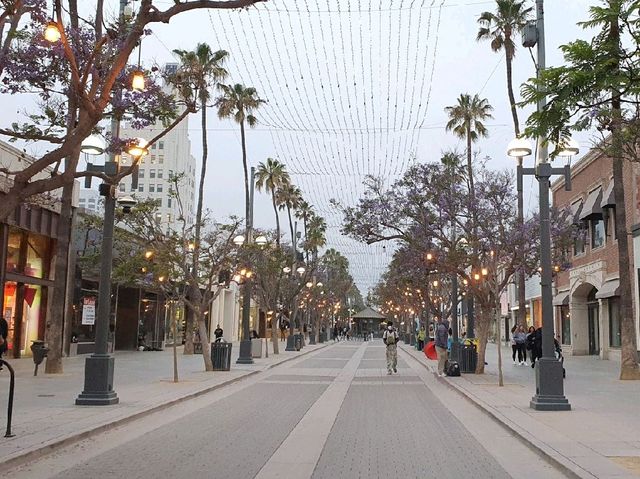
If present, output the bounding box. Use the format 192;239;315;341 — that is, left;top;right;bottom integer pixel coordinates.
551;149;638;360
0;141;78;358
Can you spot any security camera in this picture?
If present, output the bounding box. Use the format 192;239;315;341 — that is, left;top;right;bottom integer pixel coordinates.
117;195;137;214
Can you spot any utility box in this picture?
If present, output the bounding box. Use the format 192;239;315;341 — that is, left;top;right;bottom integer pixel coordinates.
522;22;538;48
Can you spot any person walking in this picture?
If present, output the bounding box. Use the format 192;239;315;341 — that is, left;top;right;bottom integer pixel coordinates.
435;318;449;377
529;327;543;368
514;325;527;365
417;326;426;351
383;321;399;375
510;325;518;364
333;325;339;341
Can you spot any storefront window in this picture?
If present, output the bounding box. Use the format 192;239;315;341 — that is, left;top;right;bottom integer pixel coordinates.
6;228;51;279
591;219;605;248
609;297;621;348
574;224;587;256
560;305;571;345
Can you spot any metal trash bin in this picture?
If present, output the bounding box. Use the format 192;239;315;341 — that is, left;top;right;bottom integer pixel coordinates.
211;342;232;371
30;340;49;376
460;343;478;373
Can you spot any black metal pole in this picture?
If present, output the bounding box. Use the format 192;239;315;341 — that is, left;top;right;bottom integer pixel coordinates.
450;274;460;363
237;167;255;364
1;360;15;437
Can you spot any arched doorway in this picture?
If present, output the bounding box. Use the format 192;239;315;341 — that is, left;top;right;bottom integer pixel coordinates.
570;282;599;356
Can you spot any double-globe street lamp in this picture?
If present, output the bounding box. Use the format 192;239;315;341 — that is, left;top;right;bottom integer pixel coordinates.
283;262;306;351
507;135;577;411
233;232;267;364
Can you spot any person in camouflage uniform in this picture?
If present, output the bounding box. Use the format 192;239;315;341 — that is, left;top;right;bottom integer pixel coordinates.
383;322;399;374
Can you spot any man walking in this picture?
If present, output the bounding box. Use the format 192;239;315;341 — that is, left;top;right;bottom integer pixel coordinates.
435;317;449;377
383;321;399;375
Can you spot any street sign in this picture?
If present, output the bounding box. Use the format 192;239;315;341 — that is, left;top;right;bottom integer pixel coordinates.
82;297;96;325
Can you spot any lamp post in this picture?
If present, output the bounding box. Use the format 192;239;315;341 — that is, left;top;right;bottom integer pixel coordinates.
284;261;306;351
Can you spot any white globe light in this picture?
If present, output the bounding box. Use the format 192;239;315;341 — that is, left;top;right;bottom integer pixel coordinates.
283;266;292;274
255;235;268;246
233;235;245;246
506;137;533;158
557;138;580;157
296;266;306;275
81;135;106;155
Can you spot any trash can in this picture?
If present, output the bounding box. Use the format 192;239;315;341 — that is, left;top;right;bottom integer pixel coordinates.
30;340;49;376
460;343;478;373
211;342;232;371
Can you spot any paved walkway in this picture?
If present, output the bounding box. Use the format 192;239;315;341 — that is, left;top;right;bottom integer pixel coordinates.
401;341;640;479
0;340;325;468
6;340;568;479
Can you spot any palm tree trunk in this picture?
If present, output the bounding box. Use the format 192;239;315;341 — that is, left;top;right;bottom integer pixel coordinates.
505;48;520;137
240;119;250;234
287;207;295;246
466;125;475;198
185;98;209;356
271;189;280;245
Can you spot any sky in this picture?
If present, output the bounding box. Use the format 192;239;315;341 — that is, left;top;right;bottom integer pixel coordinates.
6;0;598;294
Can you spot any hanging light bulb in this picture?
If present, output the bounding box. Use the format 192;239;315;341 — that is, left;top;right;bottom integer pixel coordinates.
131;70;145;91
44;21;61;43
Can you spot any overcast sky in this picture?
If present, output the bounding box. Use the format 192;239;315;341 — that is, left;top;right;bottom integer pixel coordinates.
9;0;598;294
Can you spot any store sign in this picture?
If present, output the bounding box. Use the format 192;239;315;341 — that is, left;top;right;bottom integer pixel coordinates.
82;297;96;325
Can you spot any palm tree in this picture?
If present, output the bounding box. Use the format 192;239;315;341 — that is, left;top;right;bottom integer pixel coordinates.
276;182;303;245
477;0;532;136
306;214;327;258
256;158;290;245
295;200;314;260
214;84;265;234
445;93;494;198
172;44;228;359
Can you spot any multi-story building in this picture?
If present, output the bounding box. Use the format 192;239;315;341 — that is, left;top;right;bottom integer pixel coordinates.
551;149;638;361
77;188;103;214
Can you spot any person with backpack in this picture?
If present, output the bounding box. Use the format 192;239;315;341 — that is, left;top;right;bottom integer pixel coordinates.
435;318;449;377
383;321;399;375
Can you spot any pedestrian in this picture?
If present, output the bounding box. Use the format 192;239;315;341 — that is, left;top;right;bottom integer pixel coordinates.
251;329;259;339
333;325;339;341
417;325;426;351
383;321;399;375
0;315;8;365
510;325;518;364
214;324;223;343
529;327;543;368
514;325;527;365
435;317;449;377
279;316;288;341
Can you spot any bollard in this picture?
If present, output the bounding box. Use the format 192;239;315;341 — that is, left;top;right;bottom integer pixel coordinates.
1;359;15;437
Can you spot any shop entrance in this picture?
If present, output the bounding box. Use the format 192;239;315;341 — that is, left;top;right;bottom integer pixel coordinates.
587;287;600;355
3;281;47;358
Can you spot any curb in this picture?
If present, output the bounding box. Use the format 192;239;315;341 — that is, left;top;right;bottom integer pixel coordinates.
4;343;327;471
398;344;592;479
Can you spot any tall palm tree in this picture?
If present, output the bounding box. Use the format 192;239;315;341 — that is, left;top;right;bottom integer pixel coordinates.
445;93;494;198
214;84;265;234
477;0;532;136
306;214;327;258
277;182;303;246
255;158;290;245
295;199;314;260
172;44;228;358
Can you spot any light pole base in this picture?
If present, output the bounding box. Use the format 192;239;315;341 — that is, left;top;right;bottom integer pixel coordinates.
76;355;119;406
309;333;316;345
285;334;296;351
530;358;570;411
236;339;254;365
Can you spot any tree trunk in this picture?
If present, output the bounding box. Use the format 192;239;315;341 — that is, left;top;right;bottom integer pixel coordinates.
466;126;475;199
271;189;280;245
609;13;640;380
45;173;75;374
287;206;295;246
240;120;250;234
172;313;179;382
185;98;209;356
495;297;504;387
475;304;491;374
196;308;213;371
505;48;520;137
271;320;280;354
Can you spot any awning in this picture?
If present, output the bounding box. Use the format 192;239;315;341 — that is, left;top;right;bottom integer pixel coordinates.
596;279;620;299
553;291;570;306
570;200;583;225
579;187;603;221
601;180;615;209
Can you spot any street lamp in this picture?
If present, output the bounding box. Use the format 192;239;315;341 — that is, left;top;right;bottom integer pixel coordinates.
44;21;61;43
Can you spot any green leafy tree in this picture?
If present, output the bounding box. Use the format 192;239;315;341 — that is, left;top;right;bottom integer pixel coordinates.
521;0;640;379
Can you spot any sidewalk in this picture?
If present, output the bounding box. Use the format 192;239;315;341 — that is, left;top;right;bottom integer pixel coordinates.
401;342;640;479
0;340;326;468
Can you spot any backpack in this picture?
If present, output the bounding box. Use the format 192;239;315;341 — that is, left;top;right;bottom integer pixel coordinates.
385;330;396;345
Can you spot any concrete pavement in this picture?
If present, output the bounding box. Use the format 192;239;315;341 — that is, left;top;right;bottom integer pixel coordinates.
0;340;326;468
6;339;569;479
401;341;640;479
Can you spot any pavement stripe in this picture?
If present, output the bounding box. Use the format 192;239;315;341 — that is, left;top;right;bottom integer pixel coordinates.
255;342;367;479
